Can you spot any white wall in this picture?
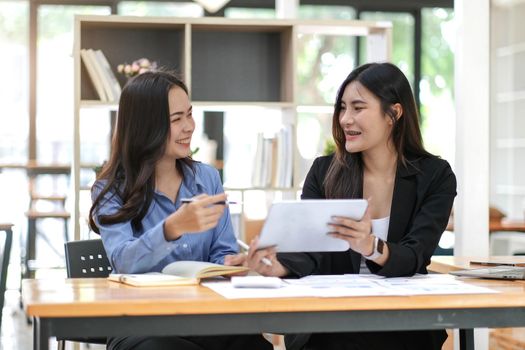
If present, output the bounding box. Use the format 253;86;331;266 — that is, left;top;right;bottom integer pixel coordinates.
454;0;490;257
454;1;490;349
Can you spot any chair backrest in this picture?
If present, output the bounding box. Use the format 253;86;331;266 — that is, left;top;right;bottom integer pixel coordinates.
0;225;13;331
64;239;112;278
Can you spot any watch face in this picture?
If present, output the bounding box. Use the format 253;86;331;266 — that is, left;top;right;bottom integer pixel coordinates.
377;239;385;254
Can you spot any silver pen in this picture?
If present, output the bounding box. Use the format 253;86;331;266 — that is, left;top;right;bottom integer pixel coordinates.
180;198;240;205
236;239;273;267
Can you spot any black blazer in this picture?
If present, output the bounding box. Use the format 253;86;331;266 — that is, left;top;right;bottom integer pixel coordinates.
278;153;457;278
278;154;457;350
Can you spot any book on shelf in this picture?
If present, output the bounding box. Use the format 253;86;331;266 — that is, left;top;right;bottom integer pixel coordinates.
80;48;121;102
93;49;122;102
86;49;115;101
251;132;264;187
108;261;249;287
274;126;293;188
261;136;274;187
80;48;108;102
251;125;293;188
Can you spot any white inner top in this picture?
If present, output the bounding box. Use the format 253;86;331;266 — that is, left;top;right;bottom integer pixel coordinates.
359;216;390;274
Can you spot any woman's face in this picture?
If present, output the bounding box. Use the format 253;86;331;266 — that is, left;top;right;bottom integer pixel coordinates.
339;81;394;154
165;86;195;159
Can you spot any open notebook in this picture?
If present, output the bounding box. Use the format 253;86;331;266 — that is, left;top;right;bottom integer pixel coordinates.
108;261;249;287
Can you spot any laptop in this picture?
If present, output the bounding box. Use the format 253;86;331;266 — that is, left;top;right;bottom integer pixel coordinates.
450;266;525;280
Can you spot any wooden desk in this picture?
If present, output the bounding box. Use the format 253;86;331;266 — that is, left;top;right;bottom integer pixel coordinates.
430;256;525;350
22;277;525;350
430;255;525;274
446;221;525;233
0;223;13;233
0;161;98;175
0;161;70;175
489;221;525;233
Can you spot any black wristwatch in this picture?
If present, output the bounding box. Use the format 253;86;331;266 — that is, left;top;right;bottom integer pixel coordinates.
364;236;384;260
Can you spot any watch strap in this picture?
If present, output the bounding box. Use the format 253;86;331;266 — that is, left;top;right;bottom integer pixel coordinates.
364;235;383;261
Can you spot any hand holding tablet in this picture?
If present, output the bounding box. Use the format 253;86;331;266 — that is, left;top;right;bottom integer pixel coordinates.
257;199;368;252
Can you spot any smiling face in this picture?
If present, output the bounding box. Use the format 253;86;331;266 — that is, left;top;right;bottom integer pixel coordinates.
339;81;395;155
164;86;194;160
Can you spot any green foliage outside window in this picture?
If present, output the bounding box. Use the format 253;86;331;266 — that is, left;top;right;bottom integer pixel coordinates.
420;8;455;161
360;12;415;89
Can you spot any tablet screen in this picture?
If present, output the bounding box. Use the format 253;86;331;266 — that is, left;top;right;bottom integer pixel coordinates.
257;199;368;252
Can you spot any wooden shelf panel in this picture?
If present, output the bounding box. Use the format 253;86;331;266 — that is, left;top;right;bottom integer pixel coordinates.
496;42;525;57
496;90;525;103
80;101;296;110
495;185;525;195
80;24;185;101
192;101;294;108
224;187;301;191
79;100;118;110
495;138;525;149
73;15;391;239
191;29;292;103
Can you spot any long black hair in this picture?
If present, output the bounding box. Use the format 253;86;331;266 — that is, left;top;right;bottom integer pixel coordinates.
89;71;193;233
324;62;431;199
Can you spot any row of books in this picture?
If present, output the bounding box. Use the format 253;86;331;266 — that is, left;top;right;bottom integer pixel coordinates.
80;48;122;102
252;126;293;188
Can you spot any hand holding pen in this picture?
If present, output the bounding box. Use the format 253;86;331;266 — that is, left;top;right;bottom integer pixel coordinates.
244;237;290;277
237;239;273;267
223;237;289;277
164;193;227;241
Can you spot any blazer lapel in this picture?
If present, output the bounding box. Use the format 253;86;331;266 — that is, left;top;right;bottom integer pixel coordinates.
388;160;419;242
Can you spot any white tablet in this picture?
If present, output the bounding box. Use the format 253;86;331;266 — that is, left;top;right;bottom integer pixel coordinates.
257;199;368;252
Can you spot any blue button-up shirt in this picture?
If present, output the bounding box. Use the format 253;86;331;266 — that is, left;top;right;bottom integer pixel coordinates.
91;162;238;274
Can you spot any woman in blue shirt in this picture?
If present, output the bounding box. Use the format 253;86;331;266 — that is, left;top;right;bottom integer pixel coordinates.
89;71;272;350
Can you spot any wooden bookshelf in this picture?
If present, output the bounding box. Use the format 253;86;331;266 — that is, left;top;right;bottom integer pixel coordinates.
73;15;391;239
490;2;525;222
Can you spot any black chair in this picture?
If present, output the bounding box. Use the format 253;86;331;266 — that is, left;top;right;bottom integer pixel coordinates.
0;223;13;331
64;239;112;278
58;239;112;350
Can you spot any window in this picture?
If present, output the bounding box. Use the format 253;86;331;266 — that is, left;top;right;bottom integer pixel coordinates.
224;7;275;19
360;11;415;86
299;5;355;20
0;1;29;164
118;1;203;16
36;5;111;163
0;1;30;257
420;8;455;163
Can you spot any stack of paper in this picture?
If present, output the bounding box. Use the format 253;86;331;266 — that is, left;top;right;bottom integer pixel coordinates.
203;274;498;299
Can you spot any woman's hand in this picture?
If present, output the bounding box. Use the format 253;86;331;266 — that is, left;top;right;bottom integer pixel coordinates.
223;239;288;277
245;237;289;277
223;253;246;266
163;193;227;241
223;253;250;276
327;205;375;256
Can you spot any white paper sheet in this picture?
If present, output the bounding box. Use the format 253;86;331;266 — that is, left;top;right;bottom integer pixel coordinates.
203;274;497;299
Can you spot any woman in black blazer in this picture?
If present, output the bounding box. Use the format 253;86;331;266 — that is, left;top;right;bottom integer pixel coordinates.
234;63;457;350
